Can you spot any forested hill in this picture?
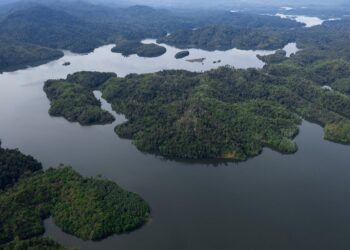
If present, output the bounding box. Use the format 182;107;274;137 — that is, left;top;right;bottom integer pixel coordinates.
0;42;63;73
0;5;114;53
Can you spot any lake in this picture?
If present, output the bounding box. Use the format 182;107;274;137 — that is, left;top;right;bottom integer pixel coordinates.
1;41;350;250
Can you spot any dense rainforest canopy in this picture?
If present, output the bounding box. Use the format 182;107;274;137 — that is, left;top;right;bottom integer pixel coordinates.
0;141;42;190
44;73;116;126
0;144;150;249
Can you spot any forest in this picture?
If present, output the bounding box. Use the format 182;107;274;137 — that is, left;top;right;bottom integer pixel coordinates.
0;1;307;73
157;25;295;51
0;143;150;249
99;63;350;160
112;39;166;57
44;75;116;126
0;140;42;189
43;16;350;160
175;51;190;59
0;42;63;73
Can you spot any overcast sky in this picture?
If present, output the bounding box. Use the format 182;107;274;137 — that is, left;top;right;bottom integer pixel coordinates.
0;0;347;8
100;0;347;7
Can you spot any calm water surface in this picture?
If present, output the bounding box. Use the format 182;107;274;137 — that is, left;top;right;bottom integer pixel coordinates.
0;42;349;250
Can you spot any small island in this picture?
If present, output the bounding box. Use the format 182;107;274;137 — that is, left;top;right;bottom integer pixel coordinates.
175;50;190;59
111;39;166;58
0;143;150;248
186;58;206;63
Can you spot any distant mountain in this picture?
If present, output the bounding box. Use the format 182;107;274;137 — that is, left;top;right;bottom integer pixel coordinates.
0;5;113;53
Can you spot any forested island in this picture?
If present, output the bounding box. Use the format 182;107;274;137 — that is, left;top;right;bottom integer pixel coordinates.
175;51;190;59
112;40;167;57
0;142;150;249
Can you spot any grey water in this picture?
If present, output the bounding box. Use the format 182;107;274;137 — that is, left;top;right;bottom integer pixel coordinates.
0;41;349;250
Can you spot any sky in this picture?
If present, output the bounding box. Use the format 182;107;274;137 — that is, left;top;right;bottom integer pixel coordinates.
0;0;347;8
99;0;348;7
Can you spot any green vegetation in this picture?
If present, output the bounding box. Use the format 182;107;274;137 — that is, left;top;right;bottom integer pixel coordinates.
0;2;302;73
44;75;115;126
0;144;150;248
257;50;287;64
0;141;42;190
112;40;166;57
0;42;63;73
39;17;350;159
175;51;190;59
99;69;302;160
66;71;117;90
158;25;294;51
1;237;70;250
99;67;350;158
325;121;350;144
0;166;149;244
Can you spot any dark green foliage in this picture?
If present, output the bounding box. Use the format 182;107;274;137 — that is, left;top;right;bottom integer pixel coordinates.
0;42;63;73
324;121;350;144
307;59;350;87
66;71;117;90
0;3;302;73
96;62;350;159
111;40;166;58
0;3;185;72
257;50;287;64
44;80;115;126
175;51;190;59
0;166;150;244
1;237;69;250
98;68;303;160
137;44;166;57
0;141;42;190
0;6;114;53
0;1;308;74
158;25;294;51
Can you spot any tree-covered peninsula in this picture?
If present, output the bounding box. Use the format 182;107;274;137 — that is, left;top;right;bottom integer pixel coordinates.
44;72;117;126
0;42;63;73
0;143;150;249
